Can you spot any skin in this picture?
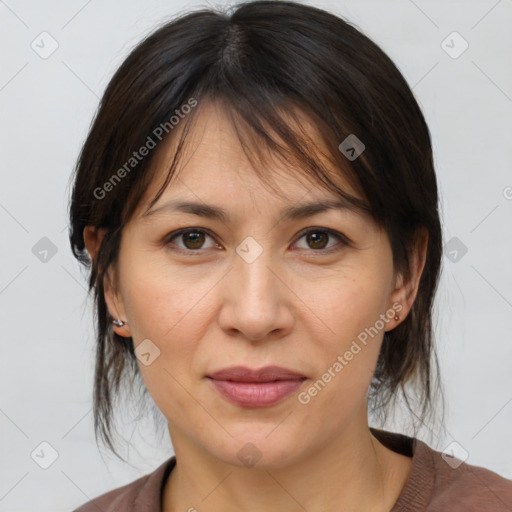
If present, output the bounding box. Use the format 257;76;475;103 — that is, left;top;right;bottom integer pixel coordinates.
84;101;428;512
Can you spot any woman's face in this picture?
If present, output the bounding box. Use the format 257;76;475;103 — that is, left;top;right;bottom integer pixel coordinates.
97;101;419;468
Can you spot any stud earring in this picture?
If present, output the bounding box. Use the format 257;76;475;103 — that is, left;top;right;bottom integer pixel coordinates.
112;318;128;327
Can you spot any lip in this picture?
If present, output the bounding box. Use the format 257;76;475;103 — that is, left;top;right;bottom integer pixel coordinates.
206;366;306;407
207;365;306;382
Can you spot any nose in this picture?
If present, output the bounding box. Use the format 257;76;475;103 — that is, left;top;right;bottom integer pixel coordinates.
217;246;295;342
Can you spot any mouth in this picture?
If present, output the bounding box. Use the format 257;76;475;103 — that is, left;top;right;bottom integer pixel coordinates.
207;365;306;382
206;366;307;407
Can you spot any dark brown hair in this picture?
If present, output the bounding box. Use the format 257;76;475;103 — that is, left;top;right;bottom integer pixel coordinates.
68;0;445;460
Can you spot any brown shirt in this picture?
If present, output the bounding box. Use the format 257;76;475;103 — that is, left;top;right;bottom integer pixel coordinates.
73;427;512;511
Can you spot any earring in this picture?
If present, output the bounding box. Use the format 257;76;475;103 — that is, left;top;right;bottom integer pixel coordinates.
112;318;128;327
394;313;400;321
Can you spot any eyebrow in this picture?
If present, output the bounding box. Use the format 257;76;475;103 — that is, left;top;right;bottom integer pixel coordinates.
142;198;368;223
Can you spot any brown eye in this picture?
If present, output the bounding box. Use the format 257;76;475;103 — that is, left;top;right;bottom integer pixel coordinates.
295;228;348;253
164;227;348;256
182;231;206;249
306;231;329;249
165;228;218;252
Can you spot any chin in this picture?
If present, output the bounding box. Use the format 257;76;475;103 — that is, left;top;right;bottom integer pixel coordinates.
206;428;302;470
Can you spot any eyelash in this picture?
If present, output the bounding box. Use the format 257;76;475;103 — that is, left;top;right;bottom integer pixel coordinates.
163;227;350;256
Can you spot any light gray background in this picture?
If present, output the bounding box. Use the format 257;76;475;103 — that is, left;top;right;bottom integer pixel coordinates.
1;0;511;510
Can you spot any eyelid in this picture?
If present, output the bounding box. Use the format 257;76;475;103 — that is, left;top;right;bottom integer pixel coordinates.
163;226;351;254
293;226;352;249
163;227;220;253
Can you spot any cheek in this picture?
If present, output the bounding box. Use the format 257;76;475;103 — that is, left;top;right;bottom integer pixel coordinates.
301;267;390;344
120;259;223;398
296;269;391;399
123;268;212;416
121;251;217;340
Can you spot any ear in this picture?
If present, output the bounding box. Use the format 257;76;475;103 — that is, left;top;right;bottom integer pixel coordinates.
386;227;428;330
83;225;131;338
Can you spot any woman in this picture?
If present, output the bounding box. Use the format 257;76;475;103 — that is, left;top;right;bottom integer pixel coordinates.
68;1;512;510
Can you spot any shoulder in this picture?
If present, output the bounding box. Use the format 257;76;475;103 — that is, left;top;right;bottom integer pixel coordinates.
72;475;147;512
71;456;176;512
370;428;512;511
410;437;512;510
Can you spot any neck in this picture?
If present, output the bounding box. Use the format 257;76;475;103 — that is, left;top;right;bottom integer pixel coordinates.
162;409;412;512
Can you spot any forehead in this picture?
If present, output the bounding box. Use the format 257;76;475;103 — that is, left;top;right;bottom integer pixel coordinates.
134;99;365;218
